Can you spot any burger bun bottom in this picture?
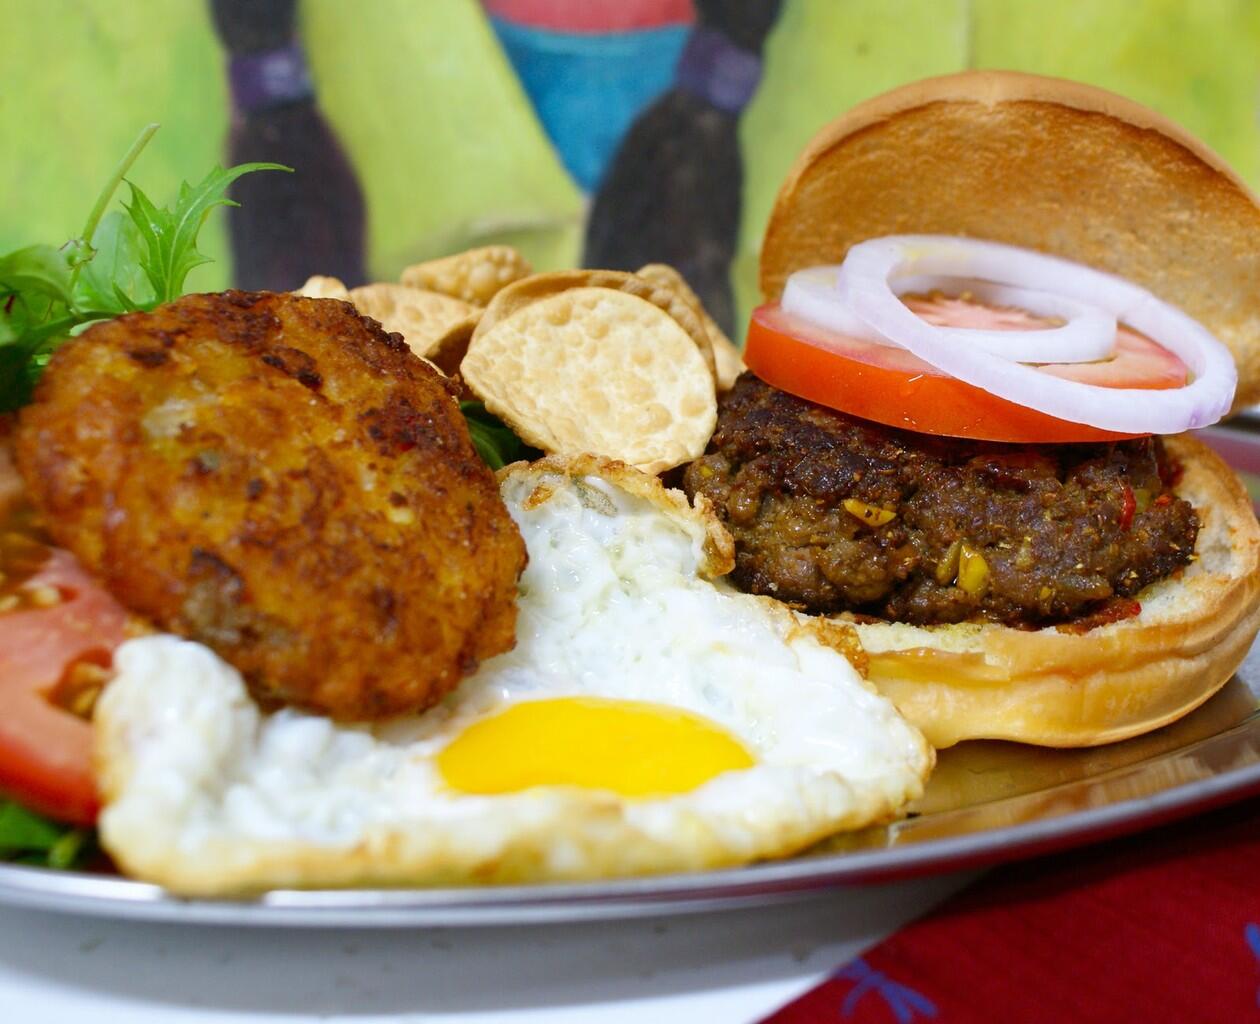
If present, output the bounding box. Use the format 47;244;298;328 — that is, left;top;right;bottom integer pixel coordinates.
842;435;1260;748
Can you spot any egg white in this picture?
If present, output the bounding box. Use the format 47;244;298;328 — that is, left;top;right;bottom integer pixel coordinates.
95;456;932;895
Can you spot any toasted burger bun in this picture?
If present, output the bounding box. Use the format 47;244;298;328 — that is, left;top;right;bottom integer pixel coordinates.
846;436;1259;748
760;70;1260;410
759;71;1260;746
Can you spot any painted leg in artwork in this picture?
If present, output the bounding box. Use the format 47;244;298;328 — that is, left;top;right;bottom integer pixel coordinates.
209;0;367;291
584;0;784;337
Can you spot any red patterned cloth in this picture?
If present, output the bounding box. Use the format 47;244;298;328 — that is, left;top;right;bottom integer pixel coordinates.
761;795;1260;1023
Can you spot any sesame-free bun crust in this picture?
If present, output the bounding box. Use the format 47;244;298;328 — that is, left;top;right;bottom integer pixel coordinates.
849;435;1260;748
760;70;1260;410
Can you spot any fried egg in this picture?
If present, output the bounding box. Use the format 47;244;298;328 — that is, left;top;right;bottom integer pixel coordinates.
95;456;932;895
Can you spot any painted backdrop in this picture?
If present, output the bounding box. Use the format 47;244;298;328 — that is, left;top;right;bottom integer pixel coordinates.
3;0;1258;340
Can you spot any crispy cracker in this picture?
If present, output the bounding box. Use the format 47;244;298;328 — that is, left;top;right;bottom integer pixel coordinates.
294;275;351;301
472;270;718;383
462;287;716;475
636;264;745;392
400;246;531;307
348;283;480;361
425;320;477;377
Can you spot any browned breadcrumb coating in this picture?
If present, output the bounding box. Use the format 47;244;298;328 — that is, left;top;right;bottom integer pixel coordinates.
15;291;527;721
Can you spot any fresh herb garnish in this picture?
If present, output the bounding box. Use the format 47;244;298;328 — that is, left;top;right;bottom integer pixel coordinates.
0;801;94;870
461;400;528;470
0;124;288;411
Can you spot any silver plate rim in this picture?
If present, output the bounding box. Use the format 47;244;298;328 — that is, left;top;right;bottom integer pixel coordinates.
1;719;1257;928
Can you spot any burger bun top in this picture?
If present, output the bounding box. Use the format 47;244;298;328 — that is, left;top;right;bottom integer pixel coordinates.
760;70;1260;411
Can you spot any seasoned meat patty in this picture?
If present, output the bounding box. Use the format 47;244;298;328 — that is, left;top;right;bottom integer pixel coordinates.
15;291;527;720
684;374;1198;627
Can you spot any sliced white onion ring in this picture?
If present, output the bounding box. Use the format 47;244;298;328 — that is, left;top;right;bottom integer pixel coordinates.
822;236;1236;434
786;267;1117;364
782;266;878;342
894;276;1119;363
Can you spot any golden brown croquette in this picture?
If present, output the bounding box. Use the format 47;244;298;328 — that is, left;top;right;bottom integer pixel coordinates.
15;291;526;720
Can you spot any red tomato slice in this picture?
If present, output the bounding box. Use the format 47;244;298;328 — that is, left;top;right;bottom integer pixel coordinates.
744;302;1190;444
0;548;129;825
0;434;129;826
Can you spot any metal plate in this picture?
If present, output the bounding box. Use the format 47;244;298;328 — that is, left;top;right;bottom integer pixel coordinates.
2;424;1257;928
0;638;1255;928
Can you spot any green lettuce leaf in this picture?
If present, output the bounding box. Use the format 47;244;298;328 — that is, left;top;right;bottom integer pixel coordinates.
0;802;93;870
460;401;528;470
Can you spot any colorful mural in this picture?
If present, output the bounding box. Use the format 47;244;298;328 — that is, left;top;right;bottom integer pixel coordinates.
3;0;1259;341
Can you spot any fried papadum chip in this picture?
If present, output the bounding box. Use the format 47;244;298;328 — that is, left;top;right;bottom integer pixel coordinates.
461;287;717;474
294;275;351;301
401;245;532;307
348;283;480;362
472;269;717;383
636;263;746;392
423;321;478;378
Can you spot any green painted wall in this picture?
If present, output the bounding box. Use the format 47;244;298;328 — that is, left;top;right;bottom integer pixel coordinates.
0;0;230;288
3;0;1258;336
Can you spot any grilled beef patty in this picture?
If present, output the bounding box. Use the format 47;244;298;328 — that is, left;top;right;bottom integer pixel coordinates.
683;373;1198;627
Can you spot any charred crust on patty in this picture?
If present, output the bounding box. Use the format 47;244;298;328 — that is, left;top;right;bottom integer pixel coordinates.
685;373;1198;628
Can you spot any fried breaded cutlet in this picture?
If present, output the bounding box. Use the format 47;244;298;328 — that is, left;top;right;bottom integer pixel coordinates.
15;291;527;720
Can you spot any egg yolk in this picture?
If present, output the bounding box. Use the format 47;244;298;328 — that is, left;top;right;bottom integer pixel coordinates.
436;697;755;797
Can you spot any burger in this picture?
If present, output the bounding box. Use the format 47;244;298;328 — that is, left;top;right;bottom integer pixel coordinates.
684;70;1260;748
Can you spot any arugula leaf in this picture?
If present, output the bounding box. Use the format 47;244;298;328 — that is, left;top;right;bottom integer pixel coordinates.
0;243;77;307
0;245;83;409
460;401;527;470
124;162;288;304
0;344;48;412
0;125;289;413
0;801;93;870
72;210;152;315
